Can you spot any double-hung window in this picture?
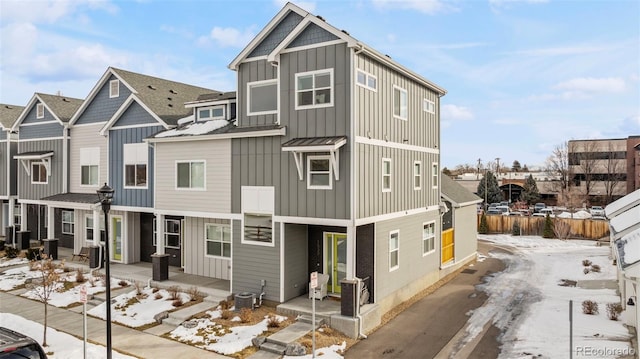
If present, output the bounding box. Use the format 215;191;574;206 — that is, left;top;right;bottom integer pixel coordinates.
295;69;333;109
247;79;277;115
423;222;435;255
177;161;205;189
85;214;105;241
414;161;422;190
80;147;100;186
382;158;391;192
393;86;408;120
356;69;377;91
389;230;399;271
307;155;332;190
13;205;21;230
198;106;225;121
423;99;435;114
432;163;439;188
205;223;231;258
31;162;47;184
153;218;181;249
109;80;120;98
36;103;44;119
62;210;74;235
123;143;147;188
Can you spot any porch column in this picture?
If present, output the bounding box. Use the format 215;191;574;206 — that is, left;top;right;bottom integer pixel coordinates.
347;225;356;279
20;203;26;229
47;205;54;239
152;213;169;281
7;198;14;226
156;214;165;255
92;209;101;245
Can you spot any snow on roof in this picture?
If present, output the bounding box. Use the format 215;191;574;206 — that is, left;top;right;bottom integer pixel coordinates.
155;119;229;138
616;227;640;269
177;114;194;125
605;188;640;218
609;204;640;236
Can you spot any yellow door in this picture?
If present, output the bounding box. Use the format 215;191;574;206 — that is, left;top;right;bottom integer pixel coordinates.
324;233;347;294
112;216;122;261
441;229;454;264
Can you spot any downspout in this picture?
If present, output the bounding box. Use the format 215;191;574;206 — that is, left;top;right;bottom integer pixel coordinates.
62;125;68;193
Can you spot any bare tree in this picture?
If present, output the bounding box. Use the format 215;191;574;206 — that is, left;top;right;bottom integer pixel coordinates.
572;140;599;204
603;142;624;203
553;220;572;240
545;141;573;204
26;256;64;347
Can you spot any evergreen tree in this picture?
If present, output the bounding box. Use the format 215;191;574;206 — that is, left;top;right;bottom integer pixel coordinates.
478;213;488;234
542;214;555;238
521;174;541;204
512;220;521;236
477;171;502;205
442;167;452;176
512;160;522;172
523;164;529;172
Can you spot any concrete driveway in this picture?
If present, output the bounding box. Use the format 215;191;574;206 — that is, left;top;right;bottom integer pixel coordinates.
345;241;506;359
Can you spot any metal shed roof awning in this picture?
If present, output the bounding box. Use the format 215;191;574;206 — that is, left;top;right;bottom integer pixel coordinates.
281;136;347;181
14;151;54;177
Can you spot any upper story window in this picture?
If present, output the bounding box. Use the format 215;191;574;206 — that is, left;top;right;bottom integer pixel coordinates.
123;143;148;188
36;103;44;119
422;222;435;255
295;69;333;110
205;223;231;258
177;160;205;190
62;210;74;235
382;158;391;192
247;79;277;116
198;106;225;121
32;162;48;184
109;80;120;98
393;86;408;120
80;147;100;186
432;162;439;188
423;99;435;114
307;155;332;190
356;69;377;91
389;230;399;271
414;161;422;190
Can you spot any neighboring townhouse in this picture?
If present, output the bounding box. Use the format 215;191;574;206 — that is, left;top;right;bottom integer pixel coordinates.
10;93;83;245
605;188;640;348
146;92;238;280
50;67;218;267
0;104;23;239
440;174;482;273
222;2;461;325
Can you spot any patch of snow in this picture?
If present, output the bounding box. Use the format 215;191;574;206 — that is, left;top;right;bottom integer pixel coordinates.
0;257;28;268
155;119;228;138
284;341;347;359
619;228;640;266
556;210;591;219
177;114;194;125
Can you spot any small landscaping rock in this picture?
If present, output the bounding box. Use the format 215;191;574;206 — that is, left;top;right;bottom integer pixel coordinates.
182;319;198;329
251;336;266;347
153;311;168;323
285;342;306;356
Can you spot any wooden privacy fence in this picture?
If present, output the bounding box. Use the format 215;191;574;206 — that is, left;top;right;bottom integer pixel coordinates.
477;215;610;240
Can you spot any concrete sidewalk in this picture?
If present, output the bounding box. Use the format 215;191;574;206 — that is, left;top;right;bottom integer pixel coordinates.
0;291;226;358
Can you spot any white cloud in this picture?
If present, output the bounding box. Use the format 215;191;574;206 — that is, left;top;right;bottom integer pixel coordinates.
199;26;256;48
371;0;456;15
0;0;118;24
442;104;474;121
273;0;316;13
507;45;609;57
554;77;626;93
489;0;549;11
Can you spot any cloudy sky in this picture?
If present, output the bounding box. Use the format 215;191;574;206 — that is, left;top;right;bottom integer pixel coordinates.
1;0;638;169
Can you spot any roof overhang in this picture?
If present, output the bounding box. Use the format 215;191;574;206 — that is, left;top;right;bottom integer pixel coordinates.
11;94;64;132
99;94;168;136
14;151;54;178
282;136;347;181
146;126;286;144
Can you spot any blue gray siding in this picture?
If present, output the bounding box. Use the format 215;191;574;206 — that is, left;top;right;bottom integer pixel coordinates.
232;219;281;301
76;74;132;125
9;141;17;196
16;139;66;200
22;102;56;125
287;23;338;49
0;132;6;141
112;102;159;127
283;223;308;301
0;141;8;197
248;11;303;58
19;122;64;140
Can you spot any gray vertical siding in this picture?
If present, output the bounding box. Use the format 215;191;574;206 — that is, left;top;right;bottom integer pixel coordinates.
0;132;6;141
17;139;65;200
19;122;64;140
232;219;281;301
248;11;303;58
237;60;278;127
283;223;308;301
112;102;160;127
183;217;231;280
109;126;160;208
9;141;17;196
76;74;132;125
287;23;339;49
0;141;7;197
126;211;141;264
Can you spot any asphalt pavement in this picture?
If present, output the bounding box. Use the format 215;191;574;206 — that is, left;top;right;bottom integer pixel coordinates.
345;241;506;359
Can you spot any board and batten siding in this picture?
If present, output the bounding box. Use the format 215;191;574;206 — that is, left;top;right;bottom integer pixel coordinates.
17;139;66;200
69;124;108;193
356;143;438;219
75;74;132;125
0;140;8;197
154;139;231;213
183;217;231;280
283;223;308;301
237;59;278;127
374;210;441;314
355;53;440;149
232;219;281;301
453;205;478;261
231;136;350;219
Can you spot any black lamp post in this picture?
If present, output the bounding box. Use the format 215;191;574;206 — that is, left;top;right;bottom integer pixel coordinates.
97;183;114;359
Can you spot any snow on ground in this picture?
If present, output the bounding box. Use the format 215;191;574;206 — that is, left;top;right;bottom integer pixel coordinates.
0;313;135;359
0;265;43;291
0;257;28;268
88;286;191;328
466;234;633;359
283;342;347;359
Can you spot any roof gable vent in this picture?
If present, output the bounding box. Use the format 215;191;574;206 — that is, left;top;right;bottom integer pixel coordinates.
169;89;177;94
148;85;157;90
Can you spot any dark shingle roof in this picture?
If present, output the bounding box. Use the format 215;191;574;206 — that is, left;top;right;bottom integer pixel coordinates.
441;174;482;207
37;93;83;123
111;68;220;126
41;193;100;204
196;91;237;102
0;104;24;129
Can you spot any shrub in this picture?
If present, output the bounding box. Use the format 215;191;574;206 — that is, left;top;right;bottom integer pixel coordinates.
26;248;41;261
187;286;203;302
478;213;488;234
239;308;252;323
582;259;592;267
266;314;280;328
154;292;163;300
75;268;86;283
220;309;233;320
5;246;20;258
511;220;521;236
133;281;143;295
118;280;128;287
542;214;555;238
590;264;601;273
219;300;231;310
582;300;599;315
606;302;623;320
583;268;590;275
151;284;160;293
167;286;181;301
172;299;183;307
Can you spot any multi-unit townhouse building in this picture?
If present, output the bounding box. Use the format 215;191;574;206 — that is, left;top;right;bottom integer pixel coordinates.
0;104;22;239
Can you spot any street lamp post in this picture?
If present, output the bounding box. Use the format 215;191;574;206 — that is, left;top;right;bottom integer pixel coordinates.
97;183;114;359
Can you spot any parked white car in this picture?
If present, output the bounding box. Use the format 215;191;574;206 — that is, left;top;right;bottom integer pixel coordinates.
589;206;605;217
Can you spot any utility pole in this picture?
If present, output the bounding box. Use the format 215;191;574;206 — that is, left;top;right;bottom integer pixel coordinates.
477;158;482;180
495;157;500;175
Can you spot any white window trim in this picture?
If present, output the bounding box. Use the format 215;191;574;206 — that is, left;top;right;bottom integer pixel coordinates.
80;147;100;187
198;105;226;121
295;68;334;110
109;80;120;98
241;212;274;247
389;230;400;271
356;69;377;92
153;218;181;249
175;160;206;191
36;103;44;119
61;210;74;235
84;214;105;242
247;79;278;116
31;162;48;184
204;223;232;259
80;165;100;187
382;158;391;193
123;143;148;189
393;85;408;121
432;162;439;189
423;99;435;114
414;161;422;190
307;155;333;190
422;221;436;256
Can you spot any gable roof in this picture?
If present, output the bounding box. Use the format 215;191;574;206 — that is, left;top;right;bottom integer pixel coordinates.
441;174;482;207
70;67;220;127
229;2;446;96
605;187;640;219
0;104;25;130
11;93;83;131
